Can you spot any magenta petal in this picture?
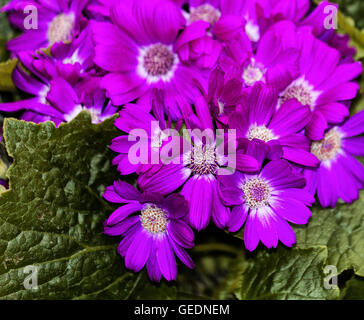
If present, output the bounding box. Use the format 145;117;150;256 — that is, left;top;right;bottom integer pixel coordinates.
340;109;364;138
138;164;191;195
275;215;296;247
156;234;177;281
282;147;319;167
146;242;162;282
125;229;152;272
103;185;125;203
107;203;143;225
167;220;194;248
104;216;140;236
244;211;259;251
114;180;141;202
343;136;364;157
219;185;243;206
255;207;278;249
271;197;311;225
236;151;261;172
212;183;229;229
228;204;248;233
306;111;328;141
316;103;349;124
169;238;195;269
316;165;339;208
117;224;140;257
181;175;213;231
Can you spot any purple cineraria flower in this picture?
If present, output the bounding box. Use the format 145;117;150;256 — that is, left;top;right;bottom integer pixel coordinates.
2;0;89;55
103;180;194;282
224;21;299;92
175;0;258;68
21;77;117;125
110;100;180;176
50;25;95;80
0;68;116;126
228;83;319;167
92;0;207;121
276;25;362;140
304;110;364;208
0;42;115;125
136;95;260;231
218;159;314;251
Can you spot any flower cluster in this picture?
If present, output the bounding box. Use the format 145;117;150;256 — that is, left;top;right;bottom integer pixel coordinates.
1;0;364;281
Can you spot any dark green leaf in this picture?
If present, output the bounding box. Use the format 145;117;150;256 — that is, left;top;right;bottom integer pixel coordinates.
0;59;17;92
294;193;364;277
231;246;340;300
0;112;175;299
340;276;364;300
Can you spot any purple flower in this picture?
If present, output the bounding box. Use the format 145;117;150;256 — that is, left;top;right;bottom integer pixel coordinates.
228;83;319;167
110;100;180;176
136;96;260;231
3;0;89;55
223;20;300;91
274;23;362;140
91;0;207;121
103;180;194;282
304;110;364;208
0;46;116;125
175;0;257;68
218;159;314;251
50;25;95;80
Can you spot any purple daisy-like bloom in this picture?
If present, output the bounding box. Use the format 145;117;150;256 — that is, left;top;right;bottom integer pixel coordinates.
103;180;194;282
0;37;116;125
175;0;259;68
50;25;95;80
2;0;89;55
224;19;299;91
92;0;207;121
275;24;362;140
110;100;179;176
136;95;260;231
19;76;117;125
304;110;364;208
228;83;319;167
218;159;314;251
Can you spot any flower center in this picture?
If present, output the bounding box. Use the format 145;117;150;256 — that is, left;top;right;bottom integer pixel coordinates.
47;13;75;46
142;44;175;77
245;20;260;42
140;204;168;234
247;125;275;142
242;178;271;209
279;78;319;110
188;4;221;26
187;144;218;175
243;64;264;86
311;128;341;162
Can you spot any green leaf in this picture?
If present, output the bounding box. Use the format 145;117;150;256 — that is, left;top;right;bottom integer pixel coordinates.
340;276;364;300
0;59;17;92
0;1;16;62
230;246;340;300
294;193;364;277
0;112;175;299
